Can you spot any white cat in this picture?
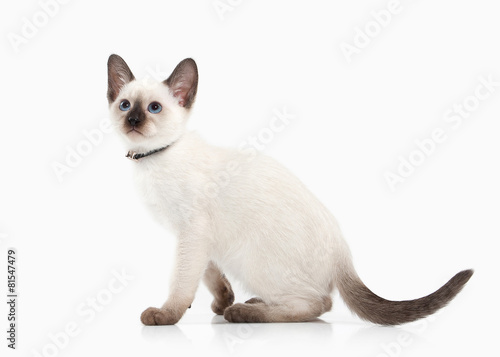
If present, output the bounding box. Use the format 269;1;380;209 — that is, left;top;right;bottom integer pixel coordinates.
107;54;472;325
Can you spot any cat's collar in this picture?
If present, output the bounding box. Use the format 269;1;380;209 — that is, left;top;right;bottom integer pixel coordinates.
126;145;170;161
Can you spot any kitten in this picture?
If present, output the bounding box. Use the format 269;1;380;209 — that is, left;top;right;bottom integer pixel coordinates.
107;54;473;325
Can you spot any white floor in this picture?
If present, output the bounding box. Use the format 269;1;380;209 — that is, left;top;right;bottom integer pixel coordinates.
12;284;485;357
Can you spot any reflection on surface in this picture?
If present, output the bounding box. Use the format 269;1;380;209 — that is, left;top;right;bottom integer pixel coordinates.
141;324;191;346
141;314;335;355
139;313;434;356
209;315;334;354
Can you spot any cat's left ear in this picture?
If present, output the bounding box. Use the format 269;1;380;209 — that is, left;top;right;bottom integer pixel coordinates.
164;58;198;109
107;54;135;104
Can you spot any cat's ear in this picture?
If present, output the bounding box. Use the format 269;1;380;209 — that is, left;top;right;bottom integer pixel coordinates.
164;58;198;109
107;54;135;104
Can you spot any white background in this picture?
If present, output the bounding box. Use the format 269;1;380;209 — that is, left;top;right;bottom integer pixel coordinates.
1;0;498;356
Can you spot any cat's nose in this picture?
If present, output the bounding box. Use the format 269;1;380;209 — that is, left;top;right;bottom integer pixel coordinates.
128;117;140;126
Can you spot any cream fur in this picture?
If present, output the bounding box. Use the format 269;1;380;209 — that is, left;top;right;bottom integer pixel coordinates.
108;55;472;325
110;76;352;318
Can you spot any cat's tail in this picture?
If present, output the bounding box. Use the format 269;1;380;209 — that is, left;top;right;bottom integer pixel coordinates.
336;256;473;325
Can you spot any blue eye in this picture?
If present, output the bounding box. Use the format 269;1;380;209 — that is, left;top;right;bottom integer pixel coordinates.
148;102;162;114
119;100;131;111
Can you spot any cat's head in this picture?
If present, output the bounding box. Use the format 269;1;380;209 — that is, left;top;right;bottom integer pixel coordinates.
107;54;198;151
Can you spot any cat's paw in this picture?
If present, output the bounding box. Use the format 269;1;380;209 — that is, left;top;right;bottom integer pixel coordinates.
224;303;266;323
211;287;235;315
140;307;179;325
245;297;264;304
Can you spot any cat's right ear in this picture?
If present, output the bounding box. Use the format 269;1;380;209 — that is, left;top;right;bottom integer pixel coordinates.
107;54;135;104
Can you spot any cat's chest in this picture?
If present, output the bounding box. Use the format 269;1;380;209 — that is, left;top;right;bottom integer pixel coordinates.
133;163;188;231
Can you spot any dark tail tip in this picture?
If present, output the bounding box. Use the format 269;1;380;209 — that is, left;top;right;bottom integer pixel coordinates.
449;269;474;293
458;269;474;281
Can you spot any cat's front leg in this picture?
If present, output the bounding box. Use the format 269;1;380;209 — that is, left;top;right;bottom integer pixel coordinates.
141;221;211;325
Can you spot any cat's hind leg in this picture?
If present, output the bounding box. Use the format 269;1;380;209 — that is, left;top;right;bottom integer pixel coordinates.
224;295;332;323
203;261;235;315
245;297;264;304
